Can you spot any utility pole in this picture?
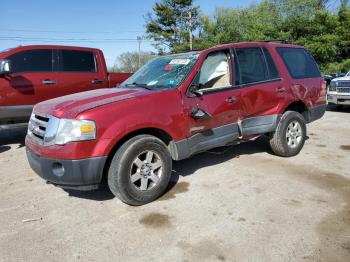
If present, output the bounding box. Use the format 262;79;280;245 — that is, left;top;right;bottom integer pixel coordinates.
137;36;142;69
188;11;193;51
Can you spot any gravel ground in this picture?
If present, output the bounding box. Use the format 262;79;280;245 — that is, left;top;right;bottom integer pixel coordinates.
0;107;349;262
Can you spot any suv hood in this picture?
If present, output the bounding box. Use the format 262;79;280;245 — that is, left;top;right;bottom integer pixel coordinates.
331;76;350;82
34;88;153;118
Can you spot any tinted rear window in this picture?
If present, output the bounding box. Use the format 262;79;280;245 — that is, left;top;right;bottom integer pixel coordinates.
8;49;53;73
60;50;96;72
276;47;321;79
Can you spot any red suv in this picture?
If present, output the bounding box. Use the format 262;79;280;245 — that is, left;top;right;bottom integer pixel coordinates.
25;42;326;205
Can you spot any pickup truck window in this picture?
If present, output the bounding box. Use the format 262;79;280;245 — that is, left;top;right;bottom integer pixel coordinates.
236;47;269;85
276;47;321;79
8;49;53;73
199;51;231;89
121;53;199;89
59;50;96;72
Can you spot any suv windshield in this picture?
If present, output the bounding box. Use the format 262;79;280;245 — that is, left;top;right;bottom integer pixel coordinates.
121;53;199;90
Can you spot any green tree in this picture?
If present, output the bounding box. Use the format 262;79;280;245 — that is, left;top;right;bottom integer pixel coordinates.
194;0;349;73
145;0;200;53
111;51;156;73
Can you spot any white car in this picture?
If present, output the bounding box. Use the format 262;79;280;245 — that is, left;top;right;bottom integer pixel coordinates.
327;71;350;107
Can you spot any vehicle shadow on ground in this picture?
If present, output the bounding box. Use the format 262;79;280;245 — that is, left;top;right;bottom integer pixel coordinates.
66;136;273;202
326;105;350;113
64;184;115;201
0;126;27;153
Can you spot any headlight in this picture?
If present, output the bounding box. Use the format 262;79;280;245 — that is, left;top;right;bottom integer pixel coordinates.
329;81;337;92
54;119;96;145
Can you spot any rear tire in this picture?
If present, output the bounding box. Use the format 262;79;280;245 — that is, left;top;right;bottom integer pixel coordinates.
107;135;172;206
269;111;307;157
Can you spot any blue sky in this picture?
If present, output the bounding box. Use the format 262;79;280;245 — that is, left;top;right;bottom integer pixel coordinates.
1;0;258;67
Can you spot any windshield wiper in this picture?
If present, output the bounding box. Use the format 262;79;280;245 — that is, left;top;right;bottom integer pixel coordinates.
125;82;154;90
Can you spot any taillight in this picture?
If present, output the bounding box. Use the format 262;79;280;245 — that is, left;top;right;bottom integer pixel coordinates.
321;80;327;96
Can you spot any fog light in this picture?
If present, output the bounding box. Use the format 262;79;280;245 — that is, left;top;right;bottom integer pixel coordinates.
52;162;65;177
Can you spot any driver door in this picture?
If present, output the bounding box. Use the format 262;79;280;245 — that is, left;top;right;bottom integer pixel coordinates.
182;49;242;155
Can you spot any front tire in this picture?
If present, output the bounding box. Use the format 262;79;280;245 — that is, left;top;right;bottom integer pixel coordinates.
269;111;307;157
107;135;172;206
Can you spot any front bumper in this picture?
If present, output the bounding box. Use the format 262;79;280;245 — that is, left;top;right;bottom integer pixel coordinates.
327;93;350;105
26;148;107;189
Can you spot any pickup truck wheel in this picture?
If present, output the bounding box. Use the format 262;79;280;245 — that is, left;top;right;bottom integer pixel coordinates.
107;135;172;206
269;111;306;157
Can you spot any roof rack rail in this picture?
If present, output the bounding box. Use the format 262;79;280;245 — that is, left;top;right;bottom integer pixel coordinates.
261;39;289;44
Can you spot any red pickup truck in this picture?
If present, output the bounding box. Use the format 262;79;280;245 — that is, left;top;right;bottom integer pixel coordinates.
0;45;131;125
26;42;326;205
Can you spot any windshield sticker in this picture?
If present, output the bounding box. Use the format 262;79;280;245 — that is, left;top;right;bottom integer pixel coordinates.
169;59;191;65
168;80;177;85
147;80;158;86
164;65;173;71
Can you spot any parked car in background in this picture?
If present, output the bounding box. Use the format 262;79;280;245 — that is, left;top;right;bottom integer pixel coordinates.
0;45;131;125
331;72;347;78
323;74;333;88
26;42;326;205
327;71;350;107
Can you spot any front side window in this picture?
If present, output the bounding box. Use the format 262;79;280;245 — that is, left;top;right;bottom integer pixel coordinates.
276;47;321;79
199;51;231;89
121;53;199;89
60;50;96;72
236;47;269;85
8;49;53;73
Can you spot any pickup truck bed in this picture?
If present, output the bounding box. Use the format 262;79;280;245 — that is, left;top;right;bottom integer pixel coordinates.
0;45;132;124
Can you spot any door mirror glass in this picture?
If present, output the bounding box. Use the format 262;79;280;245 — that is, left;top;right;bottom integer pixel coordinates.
191;108;212;120
0;59;11;75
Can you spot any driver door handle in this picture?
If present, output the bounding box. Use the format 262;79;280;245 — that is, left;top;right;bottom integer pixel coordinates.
42;79;56;85
91;79;103;84
226;97;236;104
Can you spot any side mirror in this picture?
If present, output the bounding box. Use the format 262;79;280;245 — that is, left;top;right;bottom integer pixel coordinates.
0;59;11;75
191;108;212;120
188;72;203;97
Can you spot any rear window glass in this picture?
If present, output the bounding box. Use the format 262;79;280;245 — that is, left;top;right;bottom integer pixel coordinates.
60;50;96;72
276;47;321;79
263;48;280;79
8;49;53;73
236;47;269;84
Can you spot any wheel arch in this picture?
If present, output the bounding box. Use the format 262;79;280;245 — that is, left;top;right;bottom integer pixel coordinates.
102;127;174;181
283;100;309;121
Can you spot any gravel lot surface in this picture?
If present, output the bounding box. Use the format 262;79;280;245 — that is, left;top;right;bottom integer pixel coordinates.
0;107;350;262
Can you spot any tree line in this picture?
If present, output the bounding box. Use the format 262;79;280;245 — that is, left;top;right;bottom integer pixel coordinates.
113;0;350;74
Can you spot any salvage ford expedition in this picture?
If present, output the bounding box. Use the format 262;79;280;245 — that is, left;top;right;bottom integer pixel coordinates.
0;45;131;125
25;42;327;205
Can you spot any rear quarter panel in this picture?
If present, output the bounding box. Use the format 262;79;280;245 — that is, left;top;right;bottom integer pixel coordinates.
267;45;326;112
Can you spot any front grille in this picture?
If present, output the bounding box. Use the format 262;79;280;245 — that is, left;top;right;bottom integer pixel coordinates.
337;87;350;93
336;81;350;88
28;113;49;144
